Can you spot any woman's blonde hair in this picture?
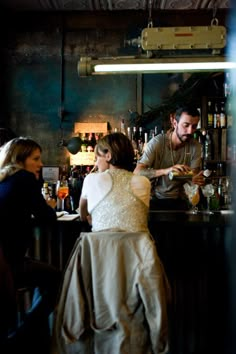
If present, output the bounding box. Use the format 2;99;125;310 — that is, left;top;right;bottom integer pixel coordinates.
0;137;42;181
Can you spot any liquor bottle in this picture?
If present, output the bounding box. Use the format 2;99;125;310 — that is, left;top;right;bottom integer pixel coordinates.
87;132;96;152
197;129;205;160
210;186;220;211
207;101;214;128
95;133;101;143
137;127;144;155
204;130;212;161
224;72;232;98
127;126;132;141
197;107;201;129
42;182;50;200
120;118;126;135
69;170;81;211
202;160;212;179
143;132;149;151
213;103;220;129
149;129;155;140
138;126;144;141
81;133;88;152
219;102;226;128
226;101;233;128
131;126;138;150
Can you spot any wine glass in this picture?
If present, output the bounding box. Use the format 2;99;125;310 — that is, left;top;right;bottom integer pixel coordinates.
56;179;69;211
201;184;215;214
184;183;200;214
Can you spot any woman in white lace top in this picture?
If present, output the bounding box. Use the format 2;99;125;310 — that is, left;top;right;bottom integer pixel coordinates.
79;132;151;232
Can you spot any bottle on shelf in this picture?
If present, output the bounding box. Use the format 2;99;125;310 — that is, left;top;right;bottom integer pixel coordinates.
226;101;233;128
50;182;57;202
219;102;227;128
204;130;212;161
42;182;50;200
142;132;149;153
81;133;88;152
210;186;220;211
213;102;220;129
196;129;205;160
207;101;214;129
197;107;201;129
202;160;212;179
120;118;126;135
88;133;96;151
137;127;144;155
127;126;132;141
131;126;138;150
201;129;207;160
69;169;82;211
138;126;144;141
224;72;232;98
149;129;155;140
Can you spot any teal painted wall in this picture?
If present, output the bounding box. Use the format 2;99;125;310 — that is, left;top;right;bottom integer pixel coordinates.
0;11;211;166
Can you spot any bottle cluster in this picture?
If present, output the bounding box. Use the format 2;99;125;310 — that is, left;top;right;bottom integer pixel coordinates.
119;118;160;161
78;132;105;153
206;72;233;130
207;100;228;129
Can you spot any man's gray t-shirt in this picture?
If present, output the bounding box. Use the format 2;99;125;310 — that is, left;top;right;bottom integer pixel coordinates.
137;133;202;199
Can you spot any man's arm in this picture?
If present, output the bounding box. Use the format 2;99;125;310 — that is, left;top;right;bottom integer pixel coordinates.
133;162;192;179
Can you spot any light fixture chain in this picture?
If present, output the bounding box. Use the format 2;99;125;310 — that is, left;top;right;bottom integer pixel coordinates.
148;0;153;28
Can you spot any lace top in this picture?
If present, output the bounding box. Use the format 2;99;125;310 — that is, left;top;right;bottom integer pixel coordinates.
83;169;150;232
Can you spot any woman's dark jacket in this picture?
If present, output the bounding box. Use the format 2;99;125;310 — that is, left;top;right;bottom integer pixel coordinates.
0;169;56;267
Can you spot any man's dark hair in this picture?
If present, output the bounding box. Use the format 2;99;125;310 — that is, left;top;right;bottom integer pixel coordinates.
175;105;200;122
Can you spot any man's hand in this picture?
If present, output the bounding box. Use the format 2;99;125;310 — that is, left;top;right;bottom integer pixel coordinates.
192;171;205;186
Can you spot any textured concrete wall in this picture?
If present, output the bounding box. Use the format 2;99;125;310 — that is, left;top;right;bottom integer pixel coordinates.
0;11;221;167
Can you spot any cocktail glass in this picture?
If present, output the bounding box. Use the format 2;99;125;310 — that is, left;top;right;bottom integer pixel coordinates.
184;183;200;214
56;179;69;211
201;184;215;214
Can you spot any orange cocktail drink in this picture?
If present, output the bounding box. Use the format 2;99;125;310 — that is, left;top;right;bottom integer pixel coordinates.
57;186;69;200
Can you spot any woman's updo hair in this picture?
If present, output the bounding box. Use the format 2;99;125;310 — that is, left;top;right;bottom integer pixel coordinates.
95;132;135;171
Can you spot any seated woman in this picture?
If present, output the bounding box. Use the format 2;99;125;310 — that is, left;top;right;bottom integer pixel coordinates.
0;137;61;349
79;131;151;232
52;132;170;354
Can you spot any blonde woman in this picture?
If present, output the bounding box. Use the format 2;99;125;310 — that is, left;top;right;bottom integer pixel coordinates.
0;137;61;341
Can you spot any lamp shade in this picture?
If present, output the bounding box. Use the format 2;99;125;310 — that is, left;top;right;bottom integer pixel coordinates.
66;137;82;154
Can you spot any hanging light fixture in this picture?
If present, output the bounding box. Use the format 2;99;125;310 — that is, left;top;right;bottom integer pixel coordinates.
77;55;235;76
58;136;82;155
77;7;231;77
66;137;82;154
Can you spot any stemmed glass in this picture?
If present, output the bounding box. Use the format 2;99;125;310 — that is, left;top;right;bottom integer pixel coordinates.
184;183;200;214
56;179;69;211
201;184;214;214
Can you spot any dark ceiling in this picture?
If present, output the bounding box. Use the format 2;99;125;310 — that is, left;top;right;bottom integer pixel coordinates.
0;0;231;12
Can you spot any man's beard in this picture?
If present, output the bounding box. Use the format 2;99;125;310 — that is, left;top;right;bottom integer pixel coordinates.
176;125;192;143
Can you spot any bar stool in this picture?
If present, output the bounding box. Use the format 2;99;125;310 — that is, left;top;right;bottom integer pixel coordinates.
0;249;51;354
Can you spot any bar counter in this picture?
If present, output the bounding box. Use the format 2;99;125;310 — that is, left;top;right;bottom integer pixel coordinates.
148;209;233;354
34;210;234;354
149;208;233;225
